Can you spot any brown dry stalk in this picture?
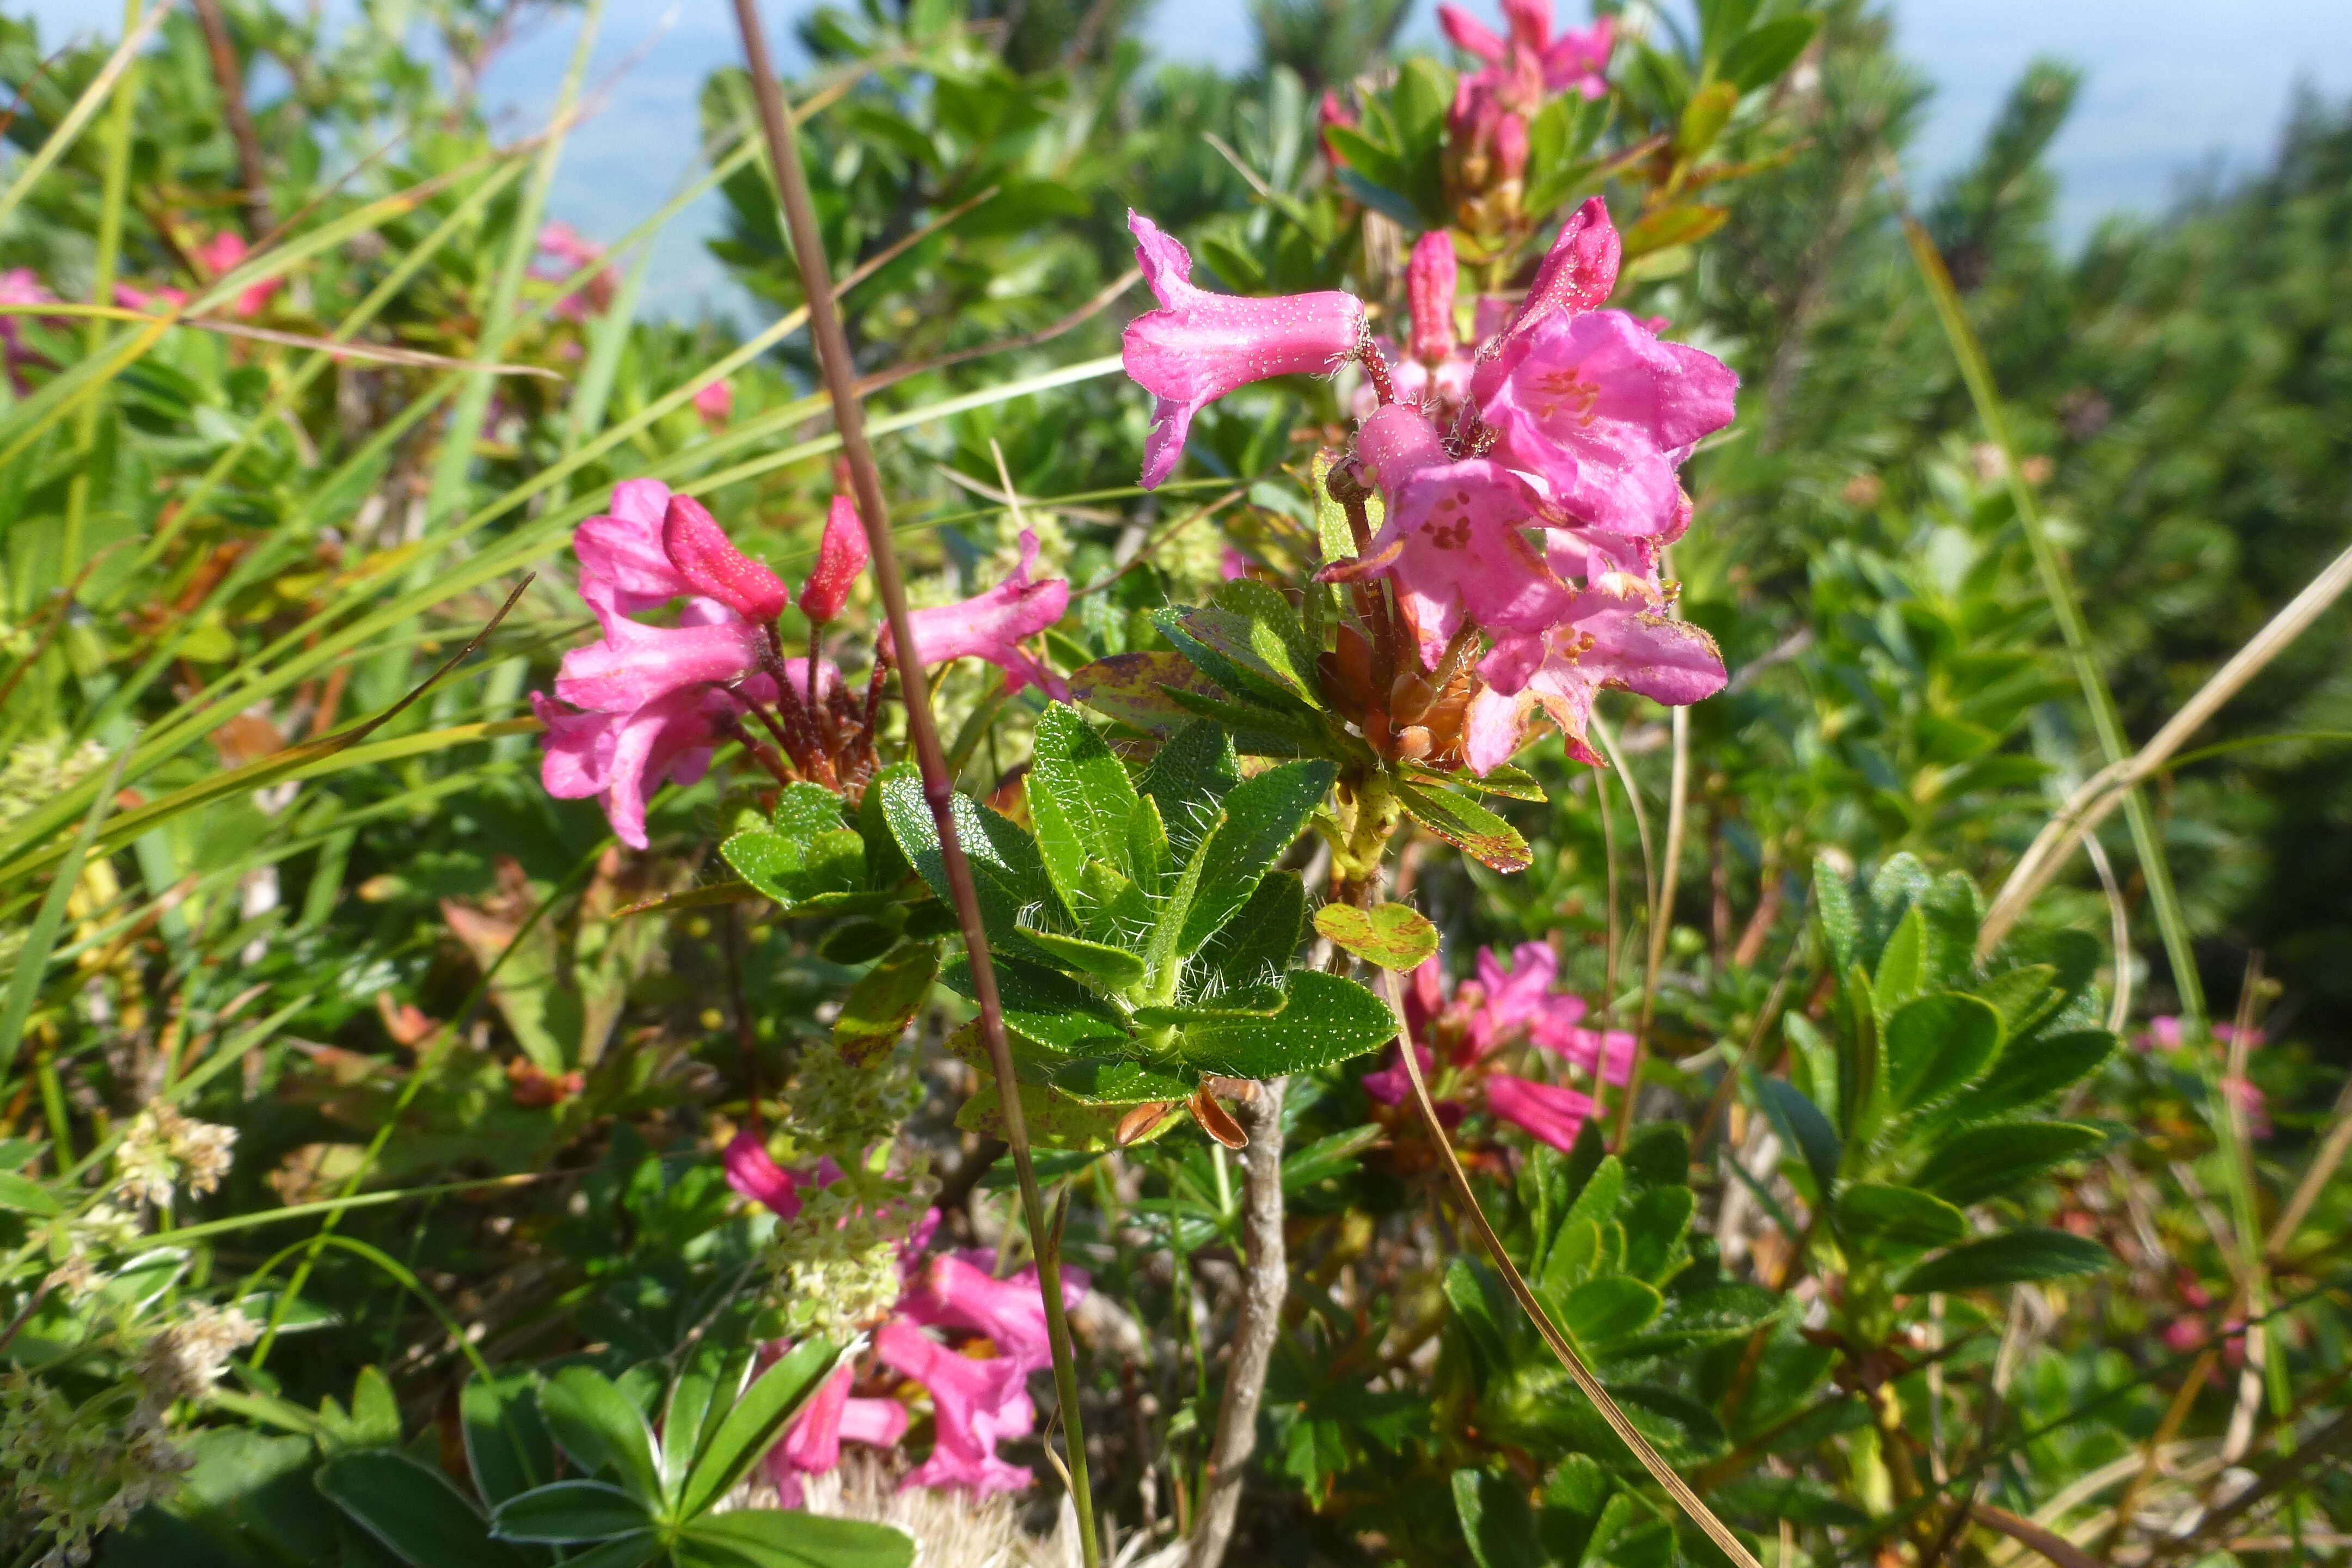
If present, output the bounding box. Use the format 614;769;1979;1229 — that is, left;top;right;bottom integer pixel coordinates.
725;4;1100;1560
1972;1502;2104;1568
1376;964;1763;1568
189;0;271;234
1980;531;2352;954
1188;1079;1286;1568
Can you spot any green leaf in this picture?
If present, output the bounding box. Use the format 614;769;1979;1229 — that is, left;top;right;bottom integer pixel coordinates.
957;1079;1166;1150
1755;1075;1842;1198
1620;1122;1689;1188
1139;721;1241;866
1281;1123;1385;1192
1621;1186;1696;1283
462;1370;553;1509
1157;681;1321;754
1974;964;2060;1040
1558;1276;1664;1347
1720;14;1820;93
538;1367;661;1503
1712;1473;1866;1528
1836;1183;1969;1250
1068;651;1228;736
1154;599;1317;714
1884;993;2004;1112
1175;970;1398;1079
1016;926;1147;988
673;1508;914;1568
680;1338;842;1517
0;1170;59;1215
661;1342;752;1500
1814;854;1858;976
1028;703;1140;895
1444;1257;1513;1372
1453;1468;1545;1568
1407;761;1546;803
1914;1122;2106;1206
1896;1228;2113;1294
1192;869;1304;992
1872;906;1928;1014
1961;1029;2116;1121
771;782;849;841
881;772;1061;957
832;943;941;1066
1312;902;1438;971
315;1449;530;1567
1045;1056;1195;1106
1180;759;1336;952
1394;780;1531;873
490;1480;652;1543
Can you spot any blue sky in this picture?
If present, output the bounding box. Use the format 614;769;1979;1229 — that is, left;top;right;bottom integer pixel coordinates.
20;1;2352;320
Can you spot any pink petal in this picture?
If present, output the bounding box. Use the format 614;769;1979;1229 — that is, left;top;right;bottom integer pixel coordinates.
531;692;617;799
663;495;789;623
874;1319;1037;1496
692;378;734;423
899;1254;1088;1372
724;1129;802;1217
905;530;1070;698
574;480;687;610
1437;3;1508;61
799;494;871;624
1407;230;1459;366
1485;1072;1596;1152
1122;211;1366;489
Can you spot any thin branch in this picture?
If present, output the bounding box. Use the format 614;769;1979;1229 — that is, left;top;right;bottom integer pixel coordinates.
1188;1080;1285;1568
852;268;1141;398
725;7;1099;1561
189;0;271;234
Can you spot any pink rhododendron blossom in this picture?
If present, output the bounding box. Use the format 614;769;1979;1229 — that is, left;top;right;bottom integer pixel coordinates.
1441;0;1614;99
767;1366;912;1506
874;1318;1038;1495
901;1252;1089;1369
0;267;58;389
192;230;281;318
1361;1042;1437;1107
574;479;691;611
1407;230;1460;366
1485;1072;1598;1151
663;494;790;623
534;222;616;320
722;1129;802;1217
529;683;737;850
115;281;189;314
1122;211;1367;489
1323;404;1572;665
693;377;734;424
1478;306;1739;539
799;495;870;624
906;529;1071;699
1465;589;1725;771
554;577;763;715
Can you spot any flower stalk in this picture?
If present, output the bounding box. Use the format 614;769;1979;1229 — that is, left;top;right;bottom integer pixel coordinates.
726;4;1099;1559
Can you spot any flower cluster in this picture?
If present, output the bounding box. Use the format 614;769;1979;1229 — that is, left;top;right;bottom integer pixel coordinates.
112;1103;237;1212
1361;940;1630;1152
533;481;1070;847
1120;197;1734;774
724;1139;1085;1501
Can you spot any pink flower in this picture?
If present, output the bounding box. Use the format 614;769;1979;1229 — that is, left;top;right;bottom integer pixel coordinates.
529;684;735;852
114;281;189;314
693;377;734;425
1322;403;1572;667
1122;211;1367;489
1477;197;1622;376
1361;1042;1436;1107
724;1129;803;1217
1440;1;1614;100
554;577;764;716
1485;1072;1597;1152
574;479;692;611
0;267;58;389
1318;90;1358;161
1546;1024;1635;1087
1478;307;1739;541
767;1365;911;1506
1407;230;1460;367
1463;586;1725;772
534;222;615;320
798;494;869;624
192;230;281;318
899;1252;1089;1370
664;494;790;623
874;1318;1038;1495
906;529;1070;699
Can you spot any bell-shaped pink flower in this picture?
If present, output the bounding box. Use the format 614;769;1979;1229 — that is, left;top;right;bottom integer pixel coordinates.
693;377;734;425
767;1364;912;1506
1474;198;1622;400
1;267;58;390
1546;1025;1636;1087
1321;405;1571;666
664;495;789;623
1438;4;1507;60
575;479;691;611
191;230;283;319
1478;307;1738;540
555;578;764;715
873;1318;1036;1495
905;530;1070;699
1407;230;1459;367
724;1129;802;1217
529;683;734;850
799;494;870;625
1465;587;1725;773
1122;211;1367;489
1467;942;1564;1057
898;1253;1089;1373
1485;1072;1596;1152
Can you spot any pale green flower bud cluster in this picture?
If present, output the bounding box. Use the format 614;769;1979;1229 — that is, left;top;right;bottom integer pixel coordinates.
112;1104;236;1212
0;736;108;838
762;1164;937;1345
783;1042;923;1154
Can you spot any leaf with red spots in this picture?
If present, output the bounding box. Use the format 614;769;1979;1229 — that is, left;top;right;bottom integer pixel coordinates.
1394;779;1531;873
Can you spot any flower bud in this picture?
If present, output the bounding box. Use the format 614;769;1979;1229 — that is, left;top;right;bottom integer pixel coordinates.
798;494;869;624
661;495;789;623
1406;230;1459;367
